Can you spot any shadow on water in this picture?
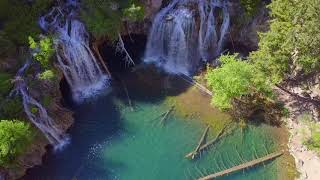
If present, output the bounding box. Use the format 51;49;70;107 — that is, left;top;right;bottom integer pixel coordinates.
100;34;192;104
23;92;124;179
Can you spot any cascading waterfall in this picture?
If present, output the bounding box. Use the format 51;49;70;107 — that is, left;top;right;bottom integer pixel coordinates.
11;59;68;149
39;0;110;102
144;0;230;75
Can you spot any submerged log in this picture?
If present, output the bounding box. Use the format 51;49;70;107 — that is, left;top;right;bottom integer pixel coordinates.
198;151;284;180
120;79;133;111
160;106;175;125
178;75;213;96
189;125;210;159
185;126;228;159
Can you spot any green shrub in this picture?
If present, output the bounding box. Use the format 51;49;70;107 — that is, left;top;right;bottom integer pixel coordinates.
29;36;55;68
0;120;34;166
304;122;320;155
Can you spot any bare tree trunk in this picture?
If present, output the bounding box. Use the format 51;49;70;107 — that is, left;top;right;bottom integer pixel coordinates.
116;33;135;66
92;40;111;76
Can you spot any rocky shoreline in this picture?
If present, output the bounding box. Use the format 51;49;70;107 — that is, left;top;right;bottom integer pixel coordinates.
275;80;320;180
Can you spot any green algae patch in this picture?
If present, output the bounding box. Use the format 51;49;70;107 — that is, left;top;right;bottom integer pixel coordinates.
165;85;232;135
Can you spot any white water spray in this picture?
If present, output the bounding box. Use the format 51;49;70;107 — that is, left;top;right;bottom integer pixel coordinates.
144;0;230;75
11;60;69;150
40;1;110;102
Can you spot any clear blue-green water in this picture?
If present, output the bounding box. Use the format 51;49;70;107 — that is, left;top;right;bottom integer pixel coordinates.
24;71;280;180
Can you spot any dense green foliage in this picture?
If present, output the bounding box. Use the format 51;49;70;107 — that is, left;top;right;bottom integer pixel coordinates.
80;0;144;40
0;98;24;120
250;0;320;83
0;73;12;96
80;0;122;40
207;0;320;112
0;120;33;166
239;0;262;17
206;54;271;109
29;36;55;68
28;36;56;81
0;0;53;45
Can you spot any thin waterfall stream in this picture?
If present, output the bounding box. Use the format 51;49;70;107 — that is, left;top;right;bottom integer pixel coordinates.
11;59;68;149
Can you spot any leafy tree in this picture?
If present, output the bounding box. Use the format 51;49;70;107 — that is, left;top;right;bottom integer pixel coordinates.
206;54;272;109
0;120;34;166
250;0;320;83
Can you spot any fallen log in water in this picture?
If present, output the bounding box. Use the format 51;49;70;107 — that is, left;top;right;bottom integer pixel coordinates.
160;106;175;125
119;79;134;111
198;151;284;180
178;74;212;96
189;125;210;159
185;125;228;159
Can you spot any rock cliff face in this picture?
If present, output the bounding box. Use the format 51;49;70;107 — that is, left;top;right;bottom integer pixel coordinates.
0;56;73;180
129;0;270;52
228;0;270;52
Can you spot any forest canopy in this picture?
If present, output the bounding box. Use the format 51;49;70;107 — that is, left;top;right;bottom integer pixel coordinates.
207;0;320;111
250;0;320;83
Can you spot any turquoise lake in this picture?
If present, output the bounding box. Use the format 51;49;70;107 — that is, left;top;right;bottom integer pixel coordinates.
24;69;284;180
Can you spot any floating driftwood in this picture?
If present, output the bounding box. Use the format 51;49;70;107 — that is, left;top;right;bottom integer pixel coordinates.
185;126;228;159
189;125;210;159
198;151;284;180
160;106;175;125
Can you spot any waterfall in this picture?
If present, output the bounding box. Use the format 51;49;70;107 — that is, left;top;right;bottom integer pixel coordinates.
11;60;69;150
144;0;230;75
39;0;110;102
